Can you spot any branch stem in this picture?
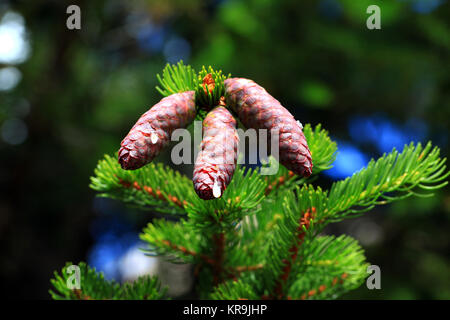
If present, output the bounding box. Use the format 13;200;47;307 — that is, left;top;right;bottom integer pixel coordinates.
212;232;225;286
272;207;316;299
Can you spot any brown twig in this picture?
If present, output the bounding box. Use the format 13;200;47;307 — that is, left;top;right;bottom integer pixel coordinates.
159;239;215;265
289;272;349;300
72;289;92;300
233;264;264;273
222;264;264;282
265;171;295;195
116;176;189;208
212;232;226;286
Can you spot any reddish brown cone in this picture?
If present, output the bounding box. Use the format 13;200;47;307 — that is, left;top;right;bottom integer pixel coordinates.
193;106;239;200
119;91;196;170
224;78;312;177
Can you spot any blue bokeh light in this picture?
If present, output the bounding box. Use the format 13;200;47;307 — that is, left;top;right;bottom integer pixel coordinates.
325;141;370;180
331;114;431;180
136;24;166;53
163;36;191;63
88;212;140;281
348;114;428;154
409;0;446;14
88;231;139;281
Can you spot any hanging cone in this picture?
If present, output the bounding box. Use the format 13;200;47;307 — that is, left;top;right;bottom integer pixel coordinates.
224;78;312;177
119;91;196;170
193;106;239;200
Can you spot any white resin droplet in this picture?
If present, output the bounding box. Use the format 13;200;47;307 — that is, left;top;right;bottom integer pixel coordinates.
297;120;303;129
212;180;221;198
150;132;159;144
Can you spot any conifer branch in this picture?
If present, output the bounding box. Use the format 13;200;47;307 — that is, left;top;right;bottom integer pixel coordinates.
232;264;264;273
156;61;197;97
211;279;259;300
90;154;196;215
212;232;226;285
287;236;368;300
325;142;448;222
272;207;316;299
141;219;206;264
50;262;167;300
305;123;338;173
185;165;267;227
55;60;449;301
288;272;350;300
263;142;446;298
117;176;188;208
258;186;326;299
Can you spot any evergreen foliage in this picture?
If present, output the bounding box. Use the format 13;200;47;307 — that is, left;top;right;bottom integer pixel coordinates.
50;62;449;300
50;262;167;300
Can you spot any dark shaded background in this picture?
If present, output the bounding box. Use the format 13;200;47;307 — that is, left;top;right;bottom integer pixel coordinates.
0;0;448;299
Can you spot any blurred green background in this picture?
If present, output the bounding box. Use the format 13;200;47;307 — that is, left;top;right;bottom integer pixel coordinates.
0;0;448;299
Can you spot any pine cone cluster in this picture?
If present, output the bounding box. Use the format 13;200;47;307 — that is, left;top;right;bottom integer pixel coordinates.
118;77;312;200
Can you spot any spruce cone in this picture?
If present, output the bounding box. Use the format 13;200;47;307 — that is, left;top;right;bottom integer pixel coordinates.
193;106;239;200
224;78;312;177
119;91;196;170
